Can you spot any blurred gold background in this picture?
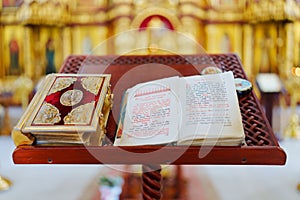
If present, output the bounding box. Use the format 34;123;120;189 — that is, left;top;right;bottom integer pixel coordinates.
0;0;300;105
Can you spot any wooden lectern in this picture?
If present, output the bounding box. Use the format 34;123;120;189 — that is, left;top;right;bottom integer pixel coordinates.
12;54;286;199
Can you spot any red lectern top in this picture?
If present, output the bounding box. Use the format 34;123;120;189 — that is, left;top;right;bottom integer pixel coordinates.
12;54;286;165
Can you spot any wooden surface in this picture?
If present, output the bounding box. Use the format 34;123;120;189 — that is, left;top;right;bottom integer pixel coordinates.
12;54;287;165
13;145;286;165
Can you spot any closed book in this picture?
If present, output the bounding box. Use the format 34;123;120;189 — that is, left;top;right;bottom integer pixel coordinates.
12;74;112;146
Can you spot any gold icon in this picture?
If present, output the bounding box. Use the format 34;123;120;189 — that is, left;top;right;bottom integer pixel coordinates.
49;78;77;95
81;77;103;95
64;101;95;124
33;102;61;124
60;89;83;107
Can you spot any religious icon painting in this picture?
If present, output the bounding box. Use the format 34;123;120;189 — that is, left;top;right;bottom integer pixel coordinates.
2;26;24;76
45;38;56;75
40;27;64;76
7;37;21;75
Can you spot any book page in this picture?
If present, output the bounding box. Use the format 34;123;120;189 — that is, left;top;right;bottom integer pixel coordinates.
178;72;244;144
114;77;182;146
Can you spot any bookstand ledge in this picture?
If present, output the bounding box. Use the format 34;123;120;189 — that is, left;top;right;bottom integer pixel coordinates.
12;54;286;199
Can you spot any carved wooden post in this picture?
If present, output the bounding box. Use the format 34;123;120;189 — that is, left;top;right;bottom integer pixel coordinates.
175;165;183;198
142;164;162;200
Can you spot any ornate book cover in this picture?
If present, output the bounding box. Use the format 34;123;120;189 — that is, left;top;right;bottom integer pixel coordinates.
12;74;112;146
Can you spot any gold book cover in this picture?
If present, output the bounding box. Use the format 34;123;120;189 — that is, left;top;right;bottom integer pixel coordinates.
12;74;112;146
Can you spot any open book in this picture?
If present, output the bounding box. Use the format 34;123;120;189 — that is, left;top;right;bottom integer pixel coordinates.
114;71;245;146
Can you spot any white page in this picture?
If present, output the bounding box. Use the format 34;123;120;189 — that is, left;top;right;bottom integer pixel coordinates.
114;76;182;146
178;72;244;144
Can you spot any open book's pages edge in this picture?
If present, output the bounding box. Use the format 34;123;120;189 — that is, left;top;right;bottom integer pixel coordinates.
114;91;129;146
177;138;245;146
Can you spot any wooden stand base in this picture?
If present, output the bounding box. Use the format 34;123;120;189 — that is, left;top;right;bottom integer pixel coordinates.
142;165;162;200
120;166;186;200
93;165;220;200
